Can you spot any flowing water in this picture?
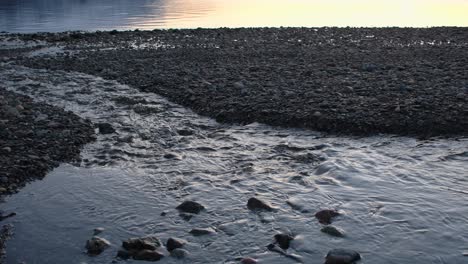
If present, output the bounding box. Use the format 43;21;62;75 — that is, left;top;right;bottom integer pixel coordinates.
1;0;468;33
0;62;467;263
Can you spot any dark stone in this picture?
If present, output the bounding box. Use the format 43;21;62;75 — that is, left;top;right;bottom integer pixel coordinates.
166;237;186;251
315;209;340;225
170;248;189;259
189;227;216;236
122;236;162;251
247;197;274;211
176;201;205;214
85;236;110;255
133;249;164;261
117;249;131;259
241;257;258;264
274;233;294;250
321;226;345;237
177;129;194;136
325;249;361;264
97;122;115;134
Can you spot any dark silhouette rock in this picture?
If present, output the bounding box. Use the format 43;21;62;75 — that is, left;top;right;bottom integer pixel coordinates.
247;197;274;211
325;249;361;264
176;201;205;214
85;236;110;255
315;209;340;225
274;233;294;250
166;237;186;251
122;236;161;251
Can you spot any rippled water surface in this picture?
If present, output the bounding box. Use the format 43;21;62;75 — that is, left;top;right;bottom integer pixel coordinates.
0;63;467;263
1;0;468;32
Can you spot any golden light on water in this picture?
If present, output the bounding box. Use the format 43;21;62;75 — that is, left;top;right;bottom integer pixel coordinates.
151;0;468;28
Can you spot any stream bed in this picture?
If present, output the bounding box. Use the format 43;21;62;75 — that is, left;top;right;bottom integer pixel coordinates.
0;64;467;263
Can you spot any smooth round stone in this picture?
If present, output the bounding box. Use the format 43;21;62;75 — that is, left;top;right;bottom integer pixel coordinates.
325;249;361;264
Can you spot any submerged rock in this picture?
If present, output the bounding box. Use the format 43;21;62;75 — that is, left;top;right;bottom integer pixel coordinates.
133;249;164;261
240;257;258;264
189;227;216;236
247;197;275;211
170;248;189;259
85;236;110;255
325;249;361;264
274;233;294;250
321;226;345;237
97;122;115;134
122;236;162;251
315;209;340;225
166;237;186;251
93;227;105;236
176;201;205;214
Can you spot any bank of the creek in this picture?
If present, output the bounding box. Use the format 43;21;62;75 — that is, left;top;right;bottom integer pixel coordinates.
7;28;468;136
0;28;467;263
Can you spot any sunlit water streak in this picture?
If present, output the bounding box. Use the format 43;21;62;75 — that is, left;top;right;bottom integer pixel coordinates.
1;0;468;33
0;63;467;263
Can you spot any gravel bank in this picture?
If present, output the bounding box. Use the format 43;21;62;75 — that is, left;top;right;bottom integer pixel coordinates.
0;88;95;194
12;27;467;137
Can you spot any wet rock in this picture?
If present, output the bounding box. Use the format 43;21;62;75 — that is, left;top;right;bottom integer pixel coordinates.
176;200;205;214
122;236;162;251
85;236;111;255
267;243;303;262
274;233;294;250
189;227;216;236
166;237;186;251
170;248;189;259
117;249;131;259
286;198;310;213
0;212;16;221
321;226;345;237
247;197;274;211
177;129;194;136
179;212;193;221
163;152;181;159
218;219;249;236
97;122;115;134
325;249;361;264
93;227;105;235
240;257;258;264
133;249;164;261
315;209;340;225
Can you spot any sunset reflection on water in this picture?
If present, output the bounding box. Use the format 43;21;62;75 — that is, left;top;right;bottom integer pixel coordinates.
1;0;467;32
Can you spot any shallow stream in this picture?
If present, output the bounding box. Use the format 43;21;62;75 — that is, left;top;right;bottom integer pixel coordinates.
0;64;467;263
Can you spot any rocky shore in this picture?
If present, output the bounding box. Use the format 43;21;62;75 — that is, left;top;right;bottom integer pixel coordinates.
8;27;468;136
0;89;95;195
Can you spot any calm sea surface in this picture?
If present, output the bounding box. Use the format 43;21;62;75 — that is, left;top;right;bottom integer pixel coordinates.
1;0;468;33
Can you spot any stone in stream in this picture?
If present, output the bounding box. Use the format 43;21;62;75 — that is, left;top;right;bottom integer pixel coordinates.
177;129;194;136
315;209;340;225
85;236;111;255
122;236;162;251
321;226;345;237
166;237;186;251
274;233;294;250
325;249;361;264
240;257;258;264
97;122;115;134
189;227;216;236
93;227;105;236
170;248;189;259
247;197;275;211
176;201;205;214
133;249;165;261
